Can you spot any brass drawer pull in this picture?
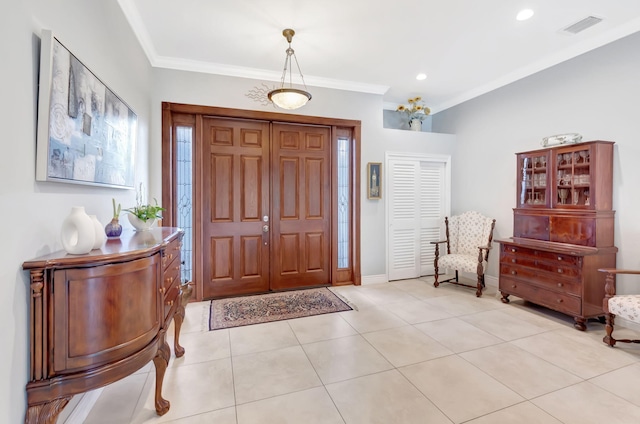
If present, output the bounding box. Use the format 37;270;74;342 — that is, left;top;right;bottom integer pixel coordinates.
159;287;166;294
557;282;563;288
557;269;563;273
511;248;517;253
167;277;174;284
557;299;563;303
511;259;516;263
511;270;517;275
511;284;517;288
166;300;174;306
557;256;563;261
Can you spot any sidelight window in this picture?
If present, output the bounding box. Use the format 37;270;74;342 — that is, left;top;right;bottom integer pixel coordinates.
176;125;193;283
337;137;350;268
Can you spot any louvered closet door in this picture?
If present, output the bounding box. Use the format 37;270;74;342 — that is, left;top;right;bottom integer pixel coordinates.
419;162;446;275
388;159;445;281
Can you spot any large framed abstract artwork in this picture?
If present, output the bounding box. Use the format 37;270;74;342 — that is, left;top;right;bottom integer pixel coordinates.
36;30;137;188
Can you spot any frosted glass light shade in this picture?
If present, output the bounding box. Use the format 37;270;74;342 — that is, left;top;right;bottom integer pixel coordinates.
268;88;312;110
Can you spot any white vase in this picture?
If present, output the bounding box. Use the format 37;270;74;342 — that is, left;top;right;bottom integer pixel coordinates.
61;206;96;255
89;215;106;249
127;214;156;231
410;119;422;131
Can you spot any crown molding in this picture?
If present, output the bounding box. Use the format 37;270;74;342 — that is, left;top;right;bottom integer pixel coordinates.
432;16;640;113
118;0;388;95
152;55;388;95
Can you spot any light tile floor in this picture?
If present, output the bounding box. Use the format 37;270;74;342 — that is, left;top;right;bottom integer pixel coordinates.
77;277;640;424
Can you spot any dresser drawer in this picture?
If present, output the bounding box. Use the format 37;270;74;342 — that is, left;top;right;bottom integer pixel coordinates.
163;255;181;291
500;264;580;295
500;277;581;315
501;244;581;266
163;281;180;321
500;256;581;281
162;238;182;269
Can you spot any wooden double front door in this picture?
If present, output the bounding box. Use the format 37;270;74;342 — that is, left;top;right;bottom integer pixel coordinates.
202;117;330;298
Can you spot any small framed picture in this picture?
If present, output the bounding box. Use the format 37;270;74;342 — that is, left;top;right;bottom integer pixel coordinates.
367;162;382;199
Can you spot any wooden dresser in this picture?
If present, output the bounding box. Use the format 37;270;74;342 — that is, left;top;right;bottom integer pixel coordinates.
498;141;617;330
22;227;188;424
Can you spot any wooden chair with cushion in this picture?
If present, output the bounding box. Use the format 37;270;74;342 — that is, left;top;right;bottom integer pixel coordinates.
598;268;640;346
431;211;496;297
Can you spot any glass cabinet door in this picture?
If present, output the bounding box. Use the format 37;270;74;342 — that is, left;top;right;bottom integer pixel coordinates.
554;146;591;207
518;152;549;207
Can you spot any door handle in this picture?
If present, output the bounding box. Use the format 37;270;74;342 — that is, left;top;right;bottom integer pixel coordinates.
263;225;269;233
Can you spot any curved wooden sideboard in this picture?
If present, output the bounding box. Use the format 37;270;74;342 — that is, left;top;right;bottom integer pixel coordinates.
22;227;188;424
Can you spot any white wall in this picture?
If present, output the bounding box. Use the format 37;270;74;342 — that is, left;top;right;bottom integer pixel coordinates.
150;69;456;276
0;1;152;422
433;31;640;294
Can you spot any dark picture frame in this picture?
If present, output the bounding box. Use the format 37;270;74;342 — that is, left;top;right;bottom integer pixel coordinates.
36;30;137;188
367;162;382;199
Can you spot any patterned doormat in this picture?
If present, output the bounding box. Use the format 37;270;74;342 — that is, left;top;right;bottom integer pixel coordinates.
209;287;353;330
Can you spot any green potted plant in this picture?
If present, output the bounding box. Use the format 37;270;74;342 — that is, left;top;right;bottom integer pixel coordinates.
125;184;165;231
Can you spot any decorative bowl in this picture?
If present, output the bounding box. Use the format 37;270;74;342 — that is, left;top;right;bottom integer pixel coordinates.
541;133;582;147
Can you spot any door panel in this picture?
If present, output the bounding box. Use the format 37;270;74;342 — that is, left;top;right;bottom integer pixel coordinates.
202;118;270;298
271;124;331;289
388;159;447;280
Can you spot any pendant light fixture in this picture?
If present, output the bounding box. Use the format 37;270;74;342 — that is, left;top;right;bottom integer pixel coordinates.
268;29;312;110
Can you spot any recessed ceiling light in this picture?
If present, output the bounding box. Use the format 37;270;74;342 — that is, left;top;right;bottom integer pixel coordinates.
416;73;427;80
516;9;534;21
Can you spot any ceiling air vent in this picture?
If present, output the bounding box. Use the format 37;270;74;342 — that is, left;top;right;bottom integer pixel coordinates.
563;16;603;34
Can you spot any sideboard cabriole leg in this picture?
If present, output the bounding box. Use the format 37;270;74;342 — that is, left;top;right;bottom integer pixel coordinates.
152;335;171;416
500;292;510;304
574;317;587;331
25;397;70;424
173;282;193;358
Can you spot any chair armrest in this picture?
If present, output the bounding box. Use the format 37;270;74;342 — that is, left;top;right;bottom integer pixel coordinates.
598;268;640;276
477;245;492;251
430;240;448;245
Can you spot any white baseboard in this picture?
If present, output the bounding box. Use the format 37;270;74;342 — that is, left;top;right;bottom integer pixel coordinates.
485;275;498;287
62;388;103;424
361;274;388;285
618;316;640;332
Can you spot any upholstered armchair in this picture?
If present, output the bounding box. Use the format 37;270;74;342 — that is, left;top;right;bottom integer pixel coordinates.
430;211;496;297
598;268;640;346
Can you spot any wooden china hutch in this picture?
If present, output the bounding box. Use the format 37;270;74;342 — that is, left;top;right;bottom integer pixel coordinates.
498;140;617;330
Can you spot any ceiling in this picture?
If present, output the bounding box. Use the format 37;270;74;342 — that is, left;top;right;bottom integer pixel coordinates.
117;0;640;112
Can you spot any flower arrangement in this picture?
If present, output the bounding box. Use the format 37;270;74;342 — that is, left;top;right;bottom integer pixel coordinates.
396;97;431;122
125;183;165;222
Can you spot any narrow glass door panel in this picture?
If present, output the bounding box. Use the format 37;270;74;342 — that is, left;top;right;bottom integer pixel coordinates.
555;147;591;207
518;152;548;207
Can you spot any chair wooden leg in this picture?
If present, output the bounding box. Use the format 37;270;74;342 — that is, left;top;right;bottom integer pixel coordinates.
476;250;483;297
475;274;483;297
603;313;616;347
433;245;440;288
